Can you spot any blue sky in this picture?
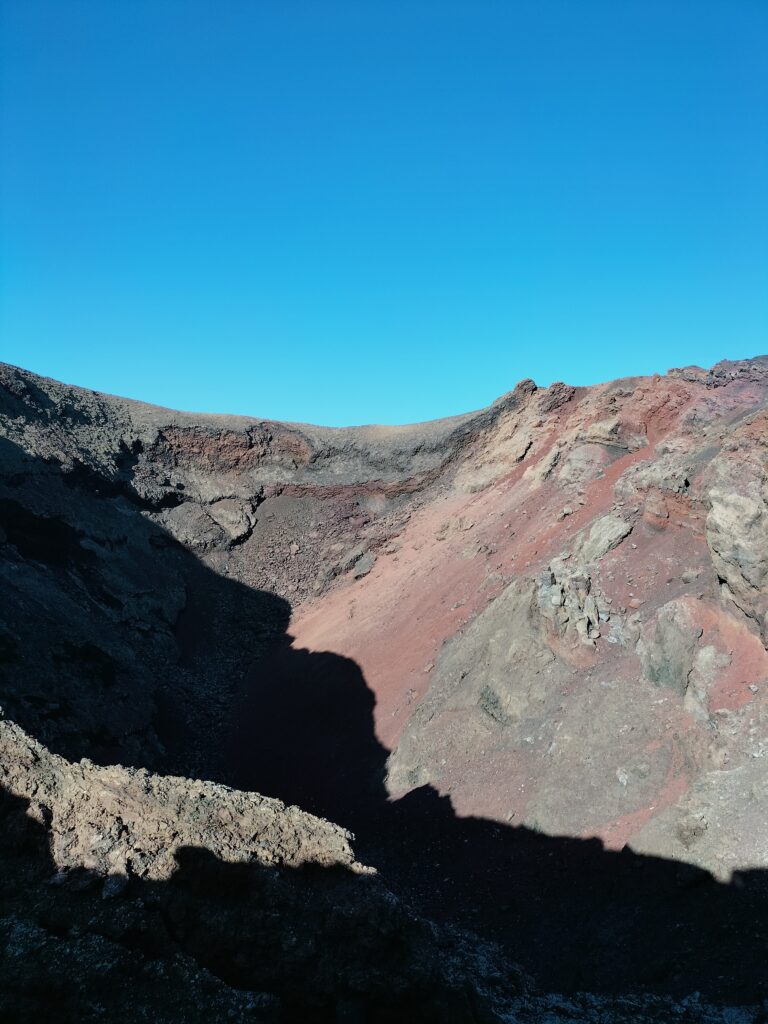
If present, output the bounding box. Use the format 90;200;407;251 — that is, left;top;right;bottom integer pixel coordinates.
1;1;766;425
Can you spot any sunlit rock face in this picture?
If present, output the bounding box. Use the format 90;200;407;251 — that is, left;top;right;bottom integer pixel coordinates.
2;356;768;1021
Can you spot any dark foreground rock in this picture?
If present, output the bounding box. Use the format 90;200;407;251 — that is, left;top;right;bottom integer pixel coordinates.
0;720;761;1023
0;719;522;1023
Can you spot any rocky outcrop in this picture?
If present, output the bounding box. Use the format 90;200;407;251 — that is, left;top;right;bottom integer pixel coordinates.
0;718;365;879
0;717;522;1022
636;598;704;696
704;412;768;644
537;567;611;644
571;513;634;566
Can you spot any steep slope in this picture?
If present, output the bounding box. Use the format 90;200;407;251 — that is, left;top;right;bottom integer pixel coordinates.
287;358;768;874
2;358;768;1019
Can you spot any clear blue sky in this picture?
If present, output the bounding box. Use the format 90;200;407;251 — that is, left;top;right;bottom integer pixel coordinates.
1;1;766;425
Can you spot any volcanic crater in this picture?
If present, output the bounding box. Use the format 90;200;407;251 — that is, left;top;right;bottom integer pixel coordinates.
2;357;768;1022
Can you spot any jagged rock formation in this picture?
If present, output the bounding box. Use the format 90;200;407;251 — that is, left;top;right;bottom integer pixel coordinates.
0;718;366;878
2;357;768;1021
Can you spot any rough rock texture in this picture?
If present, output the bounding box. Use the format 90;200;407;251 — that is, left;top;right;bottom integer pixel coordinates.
2;357;768;1020
0;718;365;878
0;718;521;1023
704;411;768;643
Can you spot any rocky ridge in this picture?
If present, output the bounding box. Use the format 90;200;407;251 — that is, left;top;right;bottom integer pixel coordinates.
0;716;521;1022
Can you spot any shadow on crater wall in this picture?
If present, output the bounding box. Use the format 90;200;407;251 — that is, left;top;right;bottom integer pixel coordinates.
0;434;291;777
232;632;768;1003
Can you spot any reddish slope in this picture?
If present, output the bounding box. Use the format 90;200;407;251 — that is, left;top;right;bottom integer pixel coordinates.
289;361;768;873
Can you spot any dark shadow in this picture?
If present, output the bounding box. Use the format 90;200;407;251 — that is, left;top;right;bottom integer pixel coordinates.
232;642;384;823
2;431;768;1011
0;434;291;779
231;631;768;1004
